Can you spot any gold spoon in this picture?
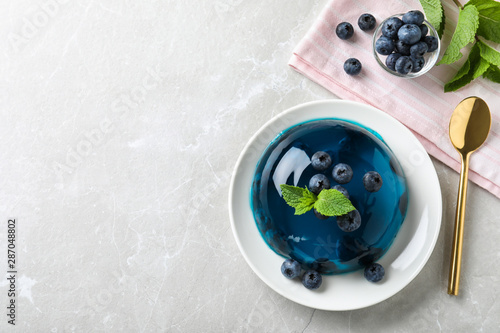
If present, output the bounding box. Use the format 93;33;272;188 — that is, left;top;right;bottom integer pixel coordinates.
448;96;491;296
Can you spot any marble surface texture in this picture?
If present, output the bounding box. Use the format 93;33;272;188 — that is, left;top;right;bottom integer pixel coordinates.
0;0;499;332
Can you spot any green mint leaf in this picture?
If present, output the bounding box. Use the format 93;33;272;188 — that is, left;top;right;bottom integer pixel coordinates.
483;65;500;83
313;189;355;217
280;184;317;215
477;40;500;67
473;57;491;79
467;0;500;44
438;5;479;65
444;43;482;92
438;5;446;40
419;0;445;38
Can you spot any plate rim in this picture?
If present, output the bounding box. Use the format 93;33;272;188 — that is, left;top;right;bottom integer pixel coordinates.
228;99;443;311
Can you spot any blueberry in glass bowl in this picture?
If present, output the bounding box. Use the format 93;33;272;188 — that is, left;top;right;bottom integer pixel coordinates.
372;12;440;78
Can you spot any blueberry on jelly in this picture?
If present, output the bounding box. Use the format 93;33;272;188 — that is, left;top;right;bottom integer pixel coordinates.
336;22;354;40
410;41;428;58
313;208;329;220
311;151;332;171
386;53;402;72
332;163;353;184
395;56;413;75
424;36;438;52
381;17;403;39
358;13;376;31
332;185;349;199
364;263;385;282
302;270;322;290
402;10;425;25
363;171;383;192
412;56;425;73
375;36;395;56
309;174;330;194
398;24;422;45
344;58;362;76
281;259;302;279
337;209;362;232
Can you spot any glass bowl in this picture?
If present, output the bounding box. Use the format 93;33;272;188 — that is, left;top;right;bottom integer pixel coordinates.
372;14;440;78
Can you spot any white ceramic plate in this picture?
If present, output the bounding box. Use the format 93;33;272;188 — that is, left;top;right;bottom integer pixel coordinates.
228;100;442;311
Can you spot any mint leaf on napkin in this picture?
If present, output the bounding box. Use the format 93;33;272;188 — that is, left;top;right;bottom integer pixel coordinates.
280;184;317;215
467;0;500;44
419;0;445;38
477;39;500;66
313;189;355;217
472;57;491;80
483;66;500;83
417;0;500;91
438;5;479;65
444;43;483;92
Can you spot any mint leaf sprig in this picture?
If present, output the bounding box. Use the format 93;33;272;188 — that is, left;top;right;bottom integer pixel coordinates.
438;4;479;65
280;184;356;217
420;0;446;38
419;0;500;91
280;184;317;215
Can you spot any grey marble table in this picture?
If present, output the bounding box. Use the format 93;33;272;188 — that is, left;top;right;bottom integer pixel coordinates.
1;1;499;332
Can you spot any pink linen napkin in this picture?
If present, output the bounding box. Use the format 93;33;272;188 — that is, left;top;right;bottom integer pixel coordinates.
289;0;500;199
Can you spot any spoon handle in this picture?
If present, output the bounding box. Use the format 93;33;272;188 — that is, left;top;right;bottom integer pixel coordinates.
448;152;470;295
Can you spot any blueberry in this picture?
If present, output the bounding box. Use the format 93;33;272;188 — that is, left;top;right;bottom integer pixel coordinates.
395;40;411;56
313;208;329;220
336;22;354;40
381;17;403;39
386;53;402;71
302;270;322;290
410;41;428;58
419;24;429;38
343;58;362;76
375;36;394;56
332;185;349;199
395;56;413;75
336;209;362;232
281;259;301;279
311;151;332;171
411;56;425;72
332;163;353;184
309;174;330;194
364;263;385;282
398;24;422;45
402;10;425;25
424;36;439;52
358;13;376;31
363;171;383;192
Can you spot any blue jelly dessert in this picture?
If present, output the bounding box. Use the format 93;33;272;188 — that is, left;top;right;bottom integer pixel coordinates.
251;119;408;275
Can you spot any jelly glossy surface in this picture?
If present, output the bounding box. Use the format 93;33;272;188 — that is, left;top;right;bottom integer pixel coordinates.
251;119;408;274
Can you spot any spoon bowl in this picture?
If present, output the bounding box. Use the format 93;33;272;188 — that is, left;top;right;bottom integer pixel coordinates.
450;97;491;153
448;96;491;296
